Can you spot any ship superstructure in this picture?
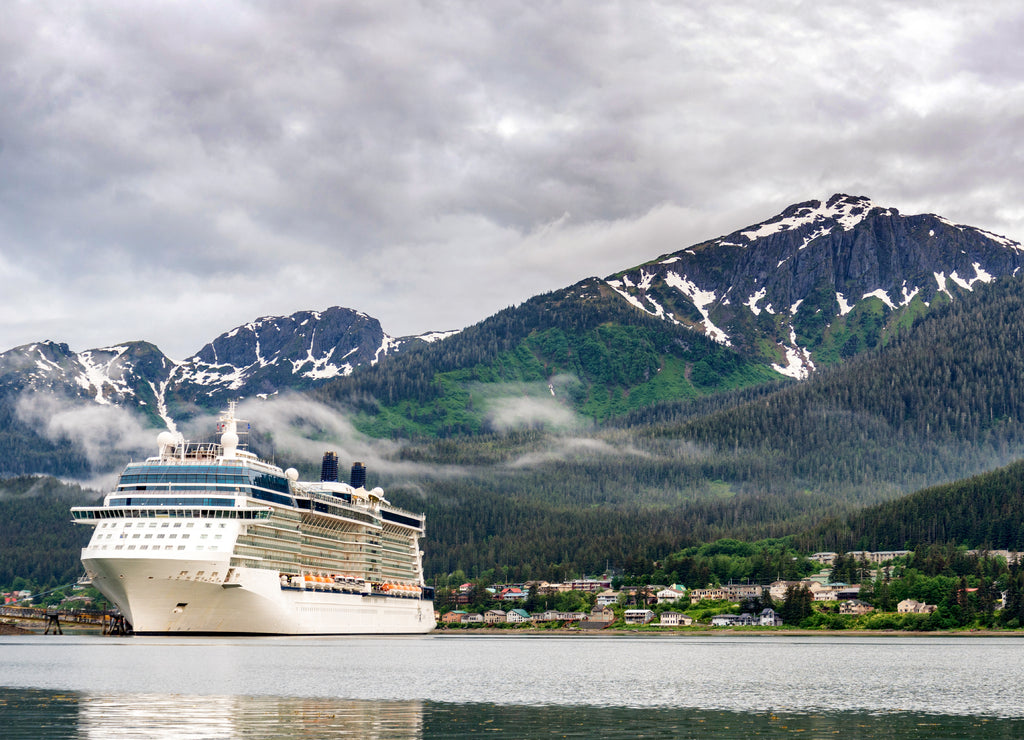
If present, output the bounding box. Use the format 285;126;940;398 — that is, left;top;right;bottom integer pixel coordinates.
71;403;434;634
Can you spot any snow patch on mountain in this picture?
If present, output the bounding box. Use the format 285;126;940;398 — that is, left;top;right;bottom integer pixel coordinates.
745;287;768;316
418;330;460;343
739;195;889;243
663;272;730;345
862;289;896;310
772;329;815;380
836;293;853;316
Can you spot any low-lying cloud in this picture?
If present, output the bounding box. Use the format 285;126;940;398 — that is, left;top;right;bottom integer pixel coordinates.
16;392;157;471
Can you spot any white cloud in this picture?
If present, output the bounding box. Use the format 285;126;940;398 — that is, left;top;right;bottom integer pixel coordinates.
15;393;156;470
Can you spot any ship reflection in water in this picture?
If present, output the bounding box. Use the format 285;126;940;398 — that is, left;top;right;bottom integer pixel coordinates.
3;688;1024;739
80;691;423;739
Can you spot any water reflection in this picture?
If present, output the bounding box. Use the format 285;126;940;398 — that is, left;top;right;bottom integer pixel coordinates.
77;692;424;739
4;688;1024;739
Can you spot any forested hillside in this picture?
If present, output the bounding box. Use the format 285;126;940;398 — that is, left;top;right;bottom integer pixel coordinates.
805;460;1024;553
381;275;1024;580
0;477;100;588
316;278;778;437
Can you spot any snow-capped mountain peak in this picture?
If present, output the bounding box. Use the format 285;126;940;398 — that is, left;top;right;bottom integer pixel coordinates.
605;194;1024;379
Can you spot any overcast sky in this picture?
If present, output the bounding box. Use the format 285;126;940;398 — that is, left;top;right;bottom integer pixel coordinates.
2;1;1023;359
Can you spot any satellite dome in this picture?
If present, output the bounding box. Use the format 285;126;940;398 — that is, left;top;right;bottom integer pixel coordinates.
157;431;175;447
285;468;299;481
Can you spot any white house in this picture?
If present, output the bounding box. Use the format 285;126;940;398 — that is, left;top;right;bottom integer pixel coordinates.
657;612;693;627
623;609;655;625
656;587;686;604
759;608;782;626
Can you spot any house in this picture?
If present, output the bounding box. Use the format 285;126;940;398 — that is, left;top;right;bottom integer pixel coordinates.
839;600;874;616
713;612;762;627
442;610;467;624
722;584;762;600
769;580;802;602
484;609;507;624
587;605;615;623
897;599;936;614
657;612;693;627
500;587;526;601
462;612;484;624
580;605;615;630
689;588;729;604
833;586;862;601
623;609;655;625
565;577;612;592
596;589;621;606
759;608;782;626
506;608;532;623
711;613;741;627
656;587;686;604
536;610;585;623
810;552;839;565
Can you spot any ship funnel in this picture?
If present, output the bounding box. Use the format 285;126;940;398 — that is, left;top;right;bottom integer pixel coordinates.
320;451;339;482
350;462;366;489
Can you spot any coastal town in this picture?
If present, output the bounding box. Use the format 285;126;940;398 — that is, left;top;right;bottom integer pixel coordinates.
434;548;1024;631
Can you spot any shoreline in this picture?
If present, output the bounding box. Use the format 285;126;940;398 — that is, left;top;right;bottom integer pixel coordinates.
433;625;1024;637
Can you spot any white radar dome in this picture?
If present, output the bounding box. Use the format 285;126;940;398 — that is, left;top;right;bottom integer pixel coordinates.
221;431;239;447
285;468;299;481
157;431;175;447
370;487;384;497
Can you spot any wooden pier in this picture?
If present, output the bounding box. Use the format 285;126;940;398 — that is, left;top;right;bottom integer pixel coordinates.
0;604;131;634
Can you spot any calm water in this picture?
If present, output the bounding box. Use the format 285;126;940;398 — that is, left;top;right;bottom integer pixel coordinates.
2;633;1024;738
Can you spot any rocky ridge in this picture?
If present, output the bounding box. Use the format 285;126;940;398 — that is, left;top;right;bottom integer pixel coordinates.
605;194;1024;377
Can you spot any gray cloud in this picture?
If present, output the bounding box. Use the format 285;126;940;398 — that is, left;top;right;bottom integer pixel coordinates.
1;1;1023;357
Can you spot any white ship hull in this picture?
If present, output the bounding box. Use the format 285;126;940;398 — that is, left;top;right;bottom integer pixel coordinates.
85;555;435;635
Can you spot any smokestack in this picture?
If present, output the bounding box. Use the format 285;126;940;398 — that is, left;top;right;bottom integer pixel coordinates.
350;462;366;489
320;451;338;482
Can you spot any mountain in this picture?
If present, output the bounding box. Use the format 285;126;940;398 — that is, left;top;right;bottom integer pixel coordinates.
8;194;1024;585
384;272;1024;579
319;194;1024;437
605;194;1024;377
0;307;455;430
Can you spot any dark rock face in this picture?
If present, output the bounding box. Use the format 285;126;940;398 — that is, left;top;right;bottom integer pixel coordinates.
606;194;1024;376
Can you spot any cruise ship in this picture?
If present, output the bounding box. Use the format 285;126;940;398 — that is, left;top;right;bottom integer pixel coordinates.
71;404;435;634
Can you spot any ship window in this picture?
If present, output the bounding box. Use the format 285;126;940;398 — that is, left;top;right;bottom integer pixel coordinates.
157;534;165;539
127;545;136;550
173;522;181;527
115;545;123;550
186;523;195;528
169;534;177;539
196;571;204;576
132;534;140;539
177;546;185;550
140;545;148;550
